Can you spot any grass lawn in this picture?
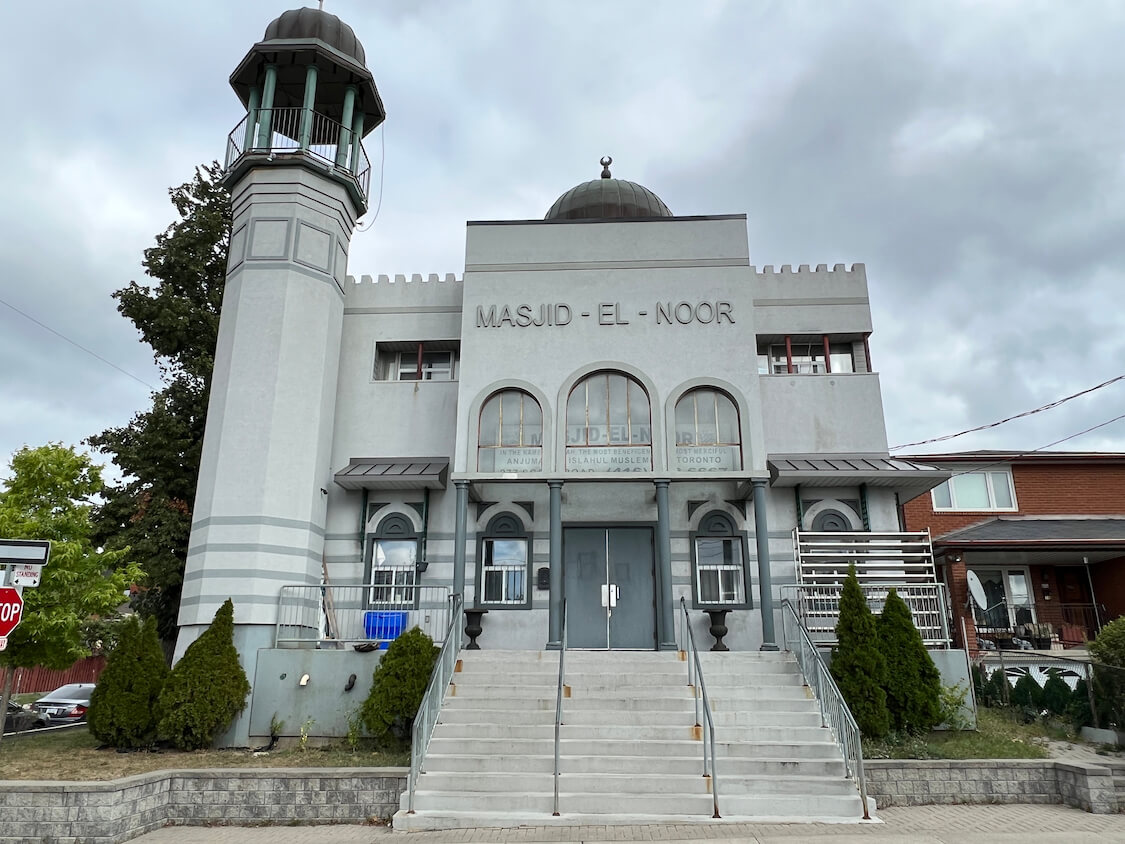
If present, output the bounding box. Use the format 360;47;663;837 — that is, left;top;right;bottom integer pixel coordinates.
0;728;408;781
863;707;1052;760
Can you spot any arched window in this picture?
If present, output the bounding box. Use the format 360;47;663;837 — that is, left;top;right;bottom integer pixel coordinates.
367;514;417;606
674;388;741;471
475;513;531;607
478;390;543;472
692;511;749;608
565;371;652;472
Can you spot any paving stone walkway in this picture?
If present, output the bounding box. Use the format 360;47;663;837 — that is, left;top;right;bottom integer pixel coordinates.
131;804;1125;843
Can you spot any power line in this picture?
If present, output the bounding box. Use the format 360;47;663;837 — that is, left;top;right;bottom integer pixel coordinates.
890;373;1125;450
933;410;1125;482
0;296;157;391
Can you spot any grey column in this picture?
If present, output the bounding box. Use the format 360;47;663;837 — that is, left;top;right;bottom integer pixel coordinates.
452;480;469;602
654;479;676;650
752;478;779;650
547;480;563;649
254;64;277;150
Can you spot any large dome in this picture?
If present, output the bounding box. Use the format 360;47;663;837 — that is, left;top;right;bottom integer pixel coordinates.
262;8;366;65
545;158;672;220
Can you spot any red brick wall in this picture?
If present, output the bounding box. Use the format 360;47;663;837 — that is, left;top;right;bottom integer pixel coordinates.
903;463;1125;539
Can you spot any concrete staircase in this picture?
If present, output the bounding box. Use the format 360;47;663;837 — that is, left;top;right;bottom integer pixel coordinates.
394;649;868;830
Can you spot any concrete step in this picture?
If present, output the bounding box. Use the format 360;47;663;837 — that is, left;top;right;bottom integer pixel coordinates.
423;753;847;778
434;705;820;727
415;770;857;797
430;722;835;743
440;695;695;712
425;736;843;760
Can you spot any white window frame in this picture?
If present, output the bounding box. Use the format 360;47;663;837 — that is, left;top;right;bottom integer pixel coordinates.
931;469;1017;512
481;537;529;606
691;512;750;609
970;566;1036;631
372;342;459;382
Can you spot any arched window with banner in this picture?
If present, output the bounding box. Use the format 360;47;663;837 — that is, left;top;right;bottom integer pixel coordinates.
478;389;543;472
565;371;652;472
673;388;742;471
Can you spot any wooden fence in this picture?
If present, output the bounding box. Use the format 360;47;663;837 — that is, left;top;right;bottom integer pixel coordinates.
0;656;107;694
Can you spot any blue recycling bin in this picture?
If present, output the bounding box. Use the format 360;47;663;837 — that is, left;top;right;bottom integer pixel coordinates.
364;610;408;648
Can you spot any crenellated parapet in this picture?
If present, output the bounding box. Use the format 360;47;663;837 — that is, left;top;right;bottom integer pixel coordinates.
343;272;464;310
751;262;871;336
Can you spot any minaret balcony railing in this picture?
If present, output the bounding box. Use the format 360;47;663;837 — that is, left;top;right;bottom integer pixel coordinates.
225;107;371;198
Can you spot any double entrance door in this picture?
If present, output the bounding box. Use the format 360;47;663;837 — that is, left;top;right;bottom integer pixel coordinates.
563;527;655;649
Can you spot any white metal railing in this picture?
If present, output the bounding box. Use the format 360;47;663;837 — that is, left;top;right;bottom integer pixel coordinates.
224;107;371;197
407;592;463;814
780;599;869;820
783;582;951;647
274;583;452;647
553;599;567;816
794;529;937;584
679;597;720;819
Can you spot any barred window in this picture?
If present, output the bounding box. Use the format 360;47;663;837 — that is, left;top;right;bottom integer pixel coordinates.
476;514;531;608
692;512;749;608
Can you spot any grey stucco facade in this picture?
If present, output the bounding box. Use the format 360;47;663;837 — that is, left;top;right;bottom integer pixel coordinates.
175;7;944;746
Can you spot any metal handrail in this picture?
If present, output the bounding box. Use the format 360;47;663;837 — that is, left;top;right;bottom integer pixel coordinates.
553;599;567;816
780;598;869;820
407;592;463;813
678;597;720;819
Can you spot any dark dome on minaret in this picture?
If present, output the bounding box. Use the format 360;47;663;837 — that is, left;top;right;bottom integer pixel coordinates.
546;157;673;220
262;7;366;65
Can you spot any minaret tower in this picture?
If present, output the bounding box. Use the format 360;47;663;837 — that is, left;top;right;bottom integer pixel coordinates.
175;7;384;743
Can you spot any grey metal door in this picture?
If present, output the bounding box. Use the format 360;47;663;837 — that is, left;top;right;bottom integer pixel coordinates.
563;527;655;649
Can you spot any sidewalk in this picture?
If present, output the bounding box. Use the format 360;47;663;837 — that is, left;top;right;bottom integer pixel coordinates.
131;804;1125;843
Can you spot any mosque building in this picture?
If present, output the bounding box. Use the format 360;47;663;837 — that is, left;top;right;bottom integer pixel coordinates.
175;6;949;753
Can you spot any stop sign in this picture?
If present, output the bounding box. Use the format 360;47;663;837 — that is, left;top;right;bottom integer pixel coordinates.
0;588;23;637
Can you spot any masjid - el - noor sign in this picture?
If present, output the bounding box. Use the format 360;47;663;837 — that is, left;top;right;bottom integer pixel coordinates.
475;300;735;328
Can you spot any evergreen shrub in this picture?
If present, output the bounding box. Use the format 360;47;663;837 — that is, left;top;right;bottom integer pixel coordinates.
831;563;890;738
87;615;169;748
361;627;438;750
877;588;942;733
1069;678;1094;728
1010;673;1044;718
1040;670;1072;717
157;599;250;750
981;668;1009;708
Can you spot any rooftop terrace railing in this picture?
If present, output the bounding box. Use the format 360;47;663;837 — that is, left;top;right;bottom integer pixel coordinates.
225;106;371;198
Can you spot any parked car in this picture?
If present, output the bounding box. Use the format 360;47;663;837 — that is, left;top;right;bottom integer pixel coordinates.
31;683;95;725
4;700;41;733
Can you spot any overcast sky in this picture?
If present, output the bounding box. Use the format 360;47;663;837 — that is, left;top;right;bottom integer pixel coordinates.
2;0;1124;482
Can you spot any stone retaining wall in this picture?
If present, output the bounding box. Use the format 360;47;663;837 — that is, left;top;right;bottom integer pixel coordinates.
865;760;1117;814
0;768;407;844
2;760;1119;843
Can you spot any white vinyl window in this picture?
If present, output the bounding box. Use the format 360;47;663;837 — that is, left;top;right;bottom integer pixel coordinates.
932;471;1016;511
482;538;528;604
692;512;749;608
373;343;458;381
758;342;855;375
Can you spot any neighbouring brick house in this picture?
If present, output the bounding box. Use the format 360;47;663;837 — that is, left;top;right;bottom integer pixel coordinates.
902;451;1125;654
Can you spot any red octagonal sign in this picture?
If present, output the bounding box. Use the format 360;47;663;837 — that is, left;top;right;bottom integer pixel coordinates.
0;587;23;638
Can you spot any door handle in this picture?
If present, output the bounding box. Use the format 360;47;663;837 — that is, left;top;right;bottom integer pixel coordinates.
601;584;619;608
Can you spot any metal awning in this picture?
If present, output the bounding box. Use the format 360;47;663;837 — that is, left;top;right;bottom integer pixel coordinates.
765;454;950;501
334;458;449;491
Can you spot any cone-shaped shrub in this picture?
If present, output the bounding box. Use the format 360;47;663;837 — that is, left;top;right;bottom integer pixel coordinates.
982;668;1010;707
831;564;890;738
87;615;169;748
1010;672;1044;714
157;599;250;750
877;588;943;733
1041;670;1072;717
361;627;438;750
1068;678;1094;728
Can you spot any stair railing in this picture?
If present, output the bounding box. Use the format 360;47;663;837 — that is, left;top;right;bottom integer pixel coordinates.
780;598;869;820
407;591;464;814
679;597;720;818
553;598;568;816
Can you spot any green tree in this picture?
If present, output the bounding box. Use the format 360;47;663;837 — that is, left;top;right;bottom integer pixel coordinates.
1087;617;1125;727
87;615;169;748
157;598;250;750
877;588;943;733
831;564;890;738
1010;673;1044;718
361;628;439;750
87;162;231;643
981;668;1010;708
0;444;142;746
